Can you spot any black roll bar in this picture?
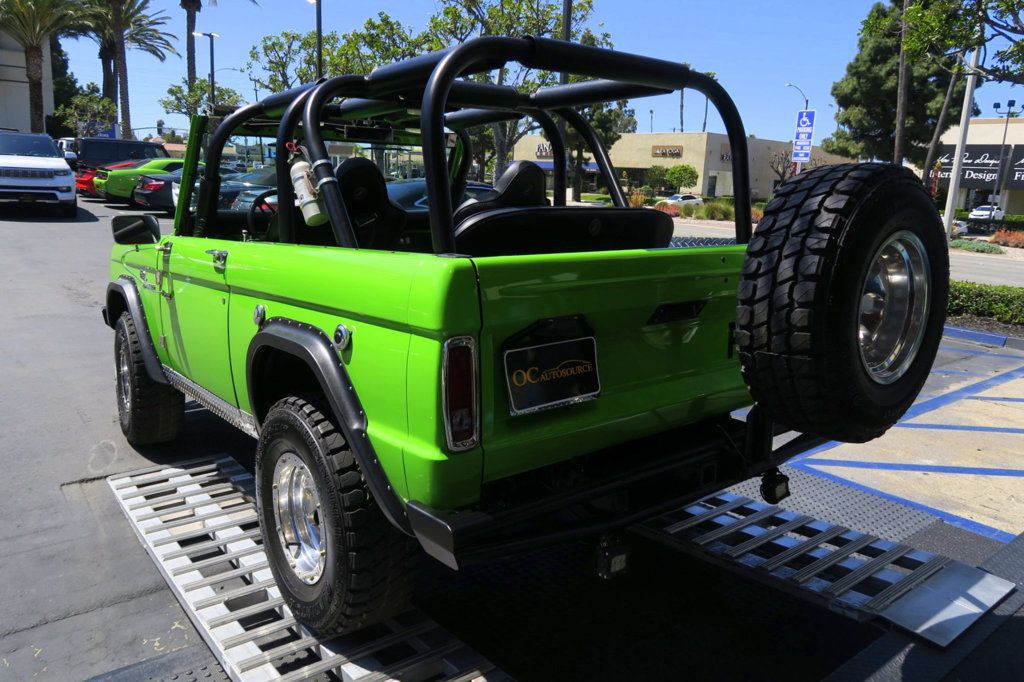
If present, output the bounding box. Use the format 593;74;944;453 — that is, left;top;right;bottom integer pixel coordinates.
556;107;626;207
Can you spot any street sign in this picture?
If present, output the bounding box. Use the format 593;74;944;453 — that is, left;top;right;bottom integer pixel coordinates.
791;109;815;163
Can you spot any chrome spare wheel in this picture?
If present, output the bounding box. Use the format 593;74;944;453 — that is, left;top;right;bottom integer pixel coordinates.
858;230;930;385
271;453;326;584
117;340;131;412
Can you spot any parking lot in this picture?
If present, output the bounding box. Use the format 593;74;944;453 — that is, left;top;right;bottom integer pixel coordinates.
1;196;1023;680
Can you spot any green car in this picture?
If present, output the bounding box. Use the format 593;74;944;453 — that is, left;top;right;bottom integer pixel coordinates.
103;38;948;638
94;157;185;200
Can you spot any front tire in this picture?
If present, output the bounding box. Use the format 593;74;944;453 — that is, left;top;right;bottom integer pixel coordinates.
114;312;183;445
736;163;948;442
256;395;418;636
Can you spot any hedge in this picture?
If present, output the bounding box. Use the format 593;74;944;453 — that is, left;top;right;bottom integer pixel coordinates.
948;280;1024;325
949;239;1003;254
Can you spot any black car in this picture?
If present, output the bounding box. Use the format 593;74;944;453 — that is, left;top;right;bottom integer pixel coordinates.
386;178;492;211
133;165;271;213
71;137;169;171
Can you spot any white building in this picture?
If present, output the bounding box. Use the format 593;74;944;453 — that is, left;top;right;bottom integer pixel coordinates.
0;32;54;133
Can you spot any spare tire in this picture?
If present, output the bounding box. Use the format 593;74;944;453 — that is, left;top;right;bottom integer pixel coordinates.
736;163;948;443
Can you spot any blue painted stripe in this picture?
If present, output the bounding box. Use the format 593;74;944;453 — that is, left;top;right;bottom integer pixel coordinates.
804;457;1024;478
897;422;1024;435
943;325;1008;348
901;364;1024;421
929;368;992;377
790;461;1016;542
967;396;1024;403
939;344;1024;360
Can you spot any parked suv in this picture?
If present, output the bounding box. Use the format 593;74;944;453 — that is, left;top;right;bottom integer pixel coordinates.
72;137;168;171
104;37;948;639
0;132;77;216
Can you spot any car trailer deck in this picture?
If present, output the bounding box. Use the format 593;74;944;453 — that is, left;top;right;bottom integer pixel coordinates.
93;334;1024;682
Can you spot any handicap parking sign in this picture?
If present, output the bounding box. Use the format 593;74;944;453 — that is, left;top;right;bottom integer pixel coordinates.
792;109;815;163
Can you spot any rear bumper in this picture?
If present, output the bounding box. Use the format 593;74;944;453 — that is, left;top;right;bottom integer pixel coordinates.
406;415;826;570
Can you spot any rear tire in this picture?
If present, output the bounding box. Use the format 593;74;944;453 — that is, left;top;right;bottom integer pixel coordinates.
736;163;948;442
114;312;184;445
256;395;418;637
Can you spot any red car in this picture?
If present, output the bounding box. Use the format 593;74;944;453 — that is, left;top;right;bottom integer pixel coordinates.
76;160;139;197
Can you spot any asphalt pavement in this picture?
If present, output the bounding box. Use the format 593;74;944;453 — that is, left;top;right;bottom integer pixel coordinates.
674;220;1024;286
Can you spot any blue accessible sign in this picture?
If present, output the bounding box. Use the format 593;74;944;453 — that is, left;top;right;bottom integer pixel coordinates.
791;109;816;163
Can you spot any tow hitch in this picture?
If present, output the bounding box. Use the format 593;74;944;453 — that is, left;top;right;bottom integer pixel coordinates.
595;533;630;580
759;468;790;504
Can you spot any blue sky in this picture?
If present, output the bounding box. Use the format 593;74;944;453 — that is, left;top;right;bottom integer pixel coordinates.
60;0;1020;142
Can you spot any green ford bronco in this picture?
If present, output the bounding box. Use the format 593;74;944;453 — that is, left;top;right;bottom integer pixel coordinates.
103;37;949;636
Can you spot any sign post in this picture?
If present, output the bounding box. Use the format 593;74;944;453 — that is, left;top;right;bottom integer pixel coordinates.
791;109;815;173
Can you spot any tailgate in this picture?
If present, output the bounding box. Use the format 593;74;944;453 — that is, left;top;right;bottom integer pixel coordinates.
472;246;751;483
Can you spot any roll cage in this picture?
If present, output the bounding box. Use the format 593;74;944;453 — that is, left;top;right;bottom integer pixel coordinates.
189;35;752;252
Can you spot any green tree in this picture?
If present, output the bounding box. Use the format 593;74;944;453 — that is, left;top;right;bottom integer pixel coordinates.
160;78;242;117
646;165;669;191
884;0;1024;85
666;164;699;191
55;83;117;136
0;0;89;132
46;36;79;137
822;1;973;166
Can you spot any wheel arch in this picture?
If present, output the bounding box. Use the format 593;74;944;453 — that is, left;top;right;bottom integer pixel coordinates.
246;317;413;535
105;277;168;385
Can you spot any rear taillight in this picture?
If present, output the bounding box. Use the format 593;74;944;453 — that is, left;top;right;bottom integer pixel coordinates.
442;336;477;451
141;178;164;191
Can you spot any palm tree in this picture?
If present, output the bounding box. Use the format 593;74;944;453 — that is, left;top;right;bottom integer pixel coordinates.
181;1;257;90
85;0;177;138
701;71;717;133
0;0;89;132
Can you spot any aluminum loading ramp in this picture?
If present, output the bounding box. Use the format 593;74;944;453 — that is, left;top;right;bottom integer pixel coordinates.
107;457;503;682
636;491;1014;647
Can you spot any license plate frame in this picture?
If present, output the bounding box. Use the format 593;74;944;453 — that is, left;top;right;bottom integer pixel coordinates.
503;336;600;416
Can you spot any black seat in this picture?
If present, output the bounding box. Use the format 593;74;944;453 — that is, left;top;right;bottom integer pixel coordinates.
453;160;549;225
453;206;674;257
334;157;406;249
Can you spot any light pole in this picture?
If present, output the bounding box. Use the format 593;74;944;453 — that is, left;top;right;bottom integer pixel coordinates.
307;0;323;79
649;109;654;134
990;99;1019;214
785;82;809;174
193;32;220;113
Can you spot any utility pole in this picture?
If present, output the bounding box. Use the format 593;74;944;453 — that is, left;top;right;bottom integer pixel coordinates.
193;32;219;114
557;0;571;203
943;46;981;239
307;0;323;79
990;99;1019;213
893;0;911;164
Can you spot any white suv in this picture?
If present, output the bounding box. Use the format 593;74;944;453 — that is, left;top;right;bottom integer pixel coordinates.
0;132;77;217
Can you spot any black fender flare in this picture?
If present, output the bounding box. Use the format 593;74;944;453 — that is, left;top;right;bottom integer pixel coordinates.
104;277;168;385
246;317;413;535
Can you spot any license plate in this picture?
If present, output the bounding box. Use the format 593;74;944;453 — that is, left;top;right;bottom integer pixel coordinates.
504;337;600;416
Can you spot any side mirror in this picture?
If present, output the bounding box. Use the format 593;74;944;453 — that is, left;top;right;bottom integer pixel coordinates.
112;214;161;245
64;150;78;170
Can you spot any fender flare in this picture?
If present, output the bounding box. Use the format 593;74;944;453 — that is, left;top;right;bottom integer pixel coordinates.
246;317;413;535
104;277;169;385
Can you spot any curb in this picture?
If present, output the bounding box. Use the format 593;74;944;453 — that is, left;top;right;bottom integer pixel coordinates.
944;324;1024;351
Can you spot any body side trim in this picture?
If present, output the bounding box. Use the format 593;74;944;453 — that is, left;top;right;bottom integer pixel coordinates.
246;317;413;535
106;277;169;385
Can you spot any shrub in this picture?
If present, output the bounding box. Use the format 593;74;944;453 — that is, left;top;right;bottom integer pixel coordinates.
679;203;698;218
948;280;1024;325
991;229;1024;249
751;207;764;222
702;201;735;221
627;189;647;208
654;201;680;217
949;239;1004;254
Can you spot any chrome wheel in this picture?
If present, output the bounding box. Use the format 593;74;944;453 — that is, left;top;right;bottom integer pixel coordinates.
271;453;325;584
117;339;131;413
858;230;930;385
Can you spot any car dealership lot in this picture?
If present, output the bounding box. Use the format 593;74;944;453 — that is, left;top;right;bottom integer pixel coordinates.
1;198;1022;680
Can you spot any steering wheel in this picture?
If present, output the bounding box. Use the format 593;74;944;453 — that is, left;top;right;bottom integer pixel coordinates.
246;188;279;237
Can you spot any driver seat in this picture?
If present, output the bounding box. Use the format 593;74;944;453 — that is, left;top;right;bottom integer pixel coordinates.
453;161;549;225
335;157;406;249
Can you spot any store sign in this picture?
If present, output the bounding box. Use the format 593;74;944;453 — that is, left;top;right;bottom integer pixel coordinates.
933;144;1012;189
535;143;553;159
652;145;682;158
1005;146;1024;190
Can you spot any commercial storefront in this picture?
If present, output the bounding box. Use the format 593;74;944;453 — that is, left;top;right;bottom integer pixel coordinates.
513;131;850;199
934;117;1024;215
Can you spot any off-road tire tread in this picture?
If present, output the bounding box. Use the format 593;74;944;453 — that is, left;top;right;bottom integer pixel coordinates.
115;312;183;444
735;162;941;442
261;395;418;636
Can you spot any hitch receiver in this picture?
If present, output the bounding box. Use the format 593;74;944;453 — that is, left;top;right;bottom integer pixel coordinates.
759;468;790;504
